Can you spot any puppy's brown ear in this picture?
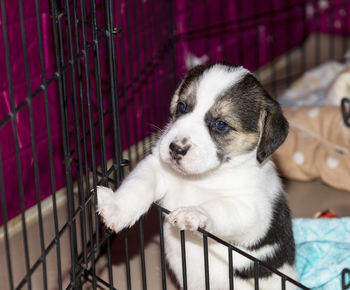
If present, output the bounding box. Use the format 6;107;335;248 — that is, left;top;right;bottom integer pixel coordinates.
257;104;289;163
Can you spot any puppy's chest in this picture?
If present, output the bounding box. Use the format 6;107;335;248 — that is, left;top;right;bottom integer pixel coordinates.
159;172;247;210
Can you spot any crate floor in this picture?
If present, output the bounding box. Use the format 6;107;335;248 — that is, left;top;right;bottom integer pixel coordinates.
83;232;179;290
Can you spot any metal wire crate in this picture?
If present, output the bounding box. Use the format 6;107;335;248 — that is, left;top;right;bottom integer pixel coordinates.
1;0;350;289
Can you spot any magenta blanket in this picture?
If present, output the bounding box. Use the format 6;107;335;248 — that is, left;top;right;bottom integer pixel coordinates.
1;0;349;224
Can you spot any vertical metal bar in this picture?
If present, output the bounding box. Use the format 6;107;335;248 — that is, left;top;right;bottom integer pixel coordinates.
204;0;210;60
180;230;188;290
90;0;107;175
149;0;159;143
220;0;226;60
281;275;286;290
157;208;167;290
105;0;125;287
301;1;307;74
27;98;48;290
254;0;260;74
341;268;350;290
133;0;147;157
105;0;124;184
187;0;193;56
125;0;141;163
203;233;210;290
228;247;234;290
90;0;108;179
49;0;80;287
140;0;153;144
38;1;63;288
139;219;148;290
343;0;349;56
0;1;32;288
124;229;132;290
117;0;133;167
0;146;14;290
315;7;321;67
285;0;292;88
169;0;177;92
89;4;108;287
79;0;99;287
72;0;89;269
269;0;277;96
151;0;163;134
64;0;88;275
106;235;114;290
18;0;49;288
254;261;260;290
236;0;244;66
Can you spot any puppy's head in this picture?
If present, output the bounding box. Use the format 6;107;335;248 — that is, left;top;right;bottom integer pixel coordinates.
158;62;288;175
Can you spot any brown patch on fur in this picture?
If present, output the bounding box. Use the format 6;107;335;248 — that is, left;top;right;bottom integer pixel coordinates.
256;109;267;145
209;99;245;131
169;86;181;115
221;131;259;157
170;79;198;118
206;98;260;158
170;64;211;118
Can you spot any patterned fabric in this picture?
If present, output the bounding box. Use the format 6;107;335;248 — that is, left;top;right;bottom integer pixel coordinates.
274;106;350;192
278;61;347;107
293;218;350;289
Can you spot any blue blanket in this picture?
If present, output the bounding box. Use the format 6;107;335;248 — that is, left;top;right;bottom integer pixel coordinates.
293;218;350;290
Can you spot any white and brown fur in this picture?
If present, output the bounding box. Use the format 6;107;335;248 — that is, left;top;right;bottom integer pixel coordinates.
96;62;297;289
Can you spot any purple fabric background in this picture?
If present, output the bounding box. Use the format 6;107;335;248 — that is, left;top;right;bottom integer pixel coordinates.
174;0;350;76
1;0;349;224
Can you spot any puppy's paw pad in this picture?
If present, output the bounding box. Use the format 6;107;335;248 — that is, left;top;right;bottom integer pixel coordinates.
168;207;208;231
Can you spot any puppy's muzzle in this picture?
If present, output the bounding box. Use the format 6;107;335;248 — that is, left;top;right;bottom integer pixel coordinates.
169;142;190;160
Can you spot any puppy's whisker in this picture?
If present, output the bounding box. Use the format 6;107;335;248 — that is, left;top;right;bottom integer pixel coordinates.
149;123;163;132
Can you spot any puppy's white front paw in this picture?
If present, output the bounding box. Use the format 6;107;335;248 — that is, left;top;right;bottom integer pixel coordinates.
168;207;209;231
96;186;131;233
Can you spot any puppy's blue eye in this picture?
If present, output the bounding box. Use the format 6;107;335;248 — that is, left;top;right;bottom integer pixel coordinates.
215;120;229;131
177;101;187;114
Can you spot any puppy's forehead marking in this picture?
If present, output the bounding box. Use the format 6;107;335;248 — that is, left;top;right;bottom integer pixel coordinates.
195;64;248;115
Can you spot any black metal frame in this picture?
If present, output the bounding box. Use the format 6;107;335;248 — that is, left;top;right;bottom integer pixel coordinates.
1;0;350;289
153;204;308;290
343;269;350;290
342;98;350;127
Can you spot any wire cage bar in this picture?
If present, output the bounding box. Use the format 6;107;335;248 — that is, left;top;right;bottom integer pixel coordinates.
1;0;350;290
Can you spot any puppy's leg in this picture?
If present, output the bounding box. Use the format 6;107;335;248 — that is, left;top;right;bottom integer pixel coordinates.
96;154;166;233
168;206;209;231
198;197;262;238
168;196;265;240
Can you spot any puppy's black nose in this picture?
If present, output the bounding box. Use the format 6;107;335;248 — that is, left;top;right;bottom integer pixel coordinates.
169;142;190;156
